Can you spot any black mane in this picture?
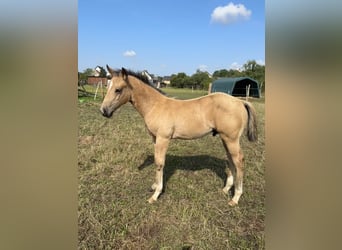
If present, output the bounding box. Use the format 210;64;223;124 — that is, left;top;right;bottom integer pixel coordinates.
124;69;166;95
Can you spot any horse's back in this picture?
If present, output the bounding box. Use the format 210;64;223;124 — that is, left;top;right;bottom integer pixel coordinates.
203;93;246;113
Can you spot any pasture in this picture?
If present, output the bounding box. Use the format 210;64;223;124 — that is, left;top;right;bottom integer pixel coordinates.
78;87;265;249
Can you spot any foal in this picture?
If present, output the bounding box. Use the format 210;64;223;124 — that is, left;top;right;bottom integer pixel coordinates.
100;65;257;206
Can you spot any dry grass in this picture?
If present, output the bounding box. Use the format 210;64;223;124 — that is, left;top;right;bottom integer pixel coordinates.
78;88;265;249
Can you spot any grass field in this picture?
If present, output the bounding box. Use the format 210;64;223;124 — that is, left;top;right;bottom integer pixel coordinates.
78;87;265;249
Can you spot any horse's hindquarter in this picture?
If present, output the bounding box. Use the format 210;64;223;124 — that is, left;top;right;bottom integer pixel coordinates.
188;93;247;139
210;94;248;138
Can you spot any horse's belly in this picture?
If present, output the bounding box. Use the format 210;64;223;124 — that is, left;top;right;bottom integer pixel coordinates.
172;125;212;140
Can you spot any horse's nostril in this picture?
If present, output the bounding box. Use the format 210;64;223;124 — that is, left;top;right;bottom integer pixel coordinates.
101;108;108;117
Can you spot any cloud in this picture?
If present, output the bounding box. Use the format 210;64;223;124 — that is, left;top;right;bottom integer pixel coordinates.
211;2;252;24
256;59;265;65
198;64;208;72
229;62;242;71
123;50;136;57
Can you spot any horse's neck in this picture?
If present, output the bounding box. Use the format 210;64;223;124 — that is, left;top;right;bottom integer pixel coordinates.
130;79;164;118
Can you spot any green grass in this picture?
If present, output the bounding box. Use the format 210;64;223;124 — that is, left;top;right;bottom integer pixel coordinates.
78;87;265;249
163;87;208;100
78;85;105;103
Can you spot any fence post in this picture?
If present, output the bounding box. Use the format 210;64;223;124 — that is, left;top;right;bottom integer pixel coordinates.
208;83;212;94
94;81;103;100
246;84;250;101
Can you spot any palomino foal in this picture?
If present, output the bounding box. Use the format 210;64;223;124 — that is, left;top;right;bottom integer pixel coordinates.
100;65;257;206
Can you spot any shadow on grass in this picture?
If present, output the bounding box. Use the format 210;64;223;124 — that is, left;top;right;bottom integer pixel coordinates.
138;154;228;190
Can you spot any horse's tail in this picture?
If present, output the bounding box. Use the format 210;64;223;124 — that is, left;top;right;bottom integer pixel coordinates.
244;102;258;142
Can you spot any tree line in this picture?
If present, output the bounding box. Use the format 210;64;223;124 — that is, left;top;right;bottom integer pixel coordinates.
78;60;265;92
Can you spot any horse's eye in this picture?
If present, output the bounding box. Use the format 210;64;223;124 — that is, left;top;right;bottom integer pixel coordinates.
115;88;122;93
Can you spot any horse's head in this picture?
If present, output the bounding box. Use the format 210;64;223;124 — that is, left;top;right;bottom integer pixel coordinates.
100;65;132;118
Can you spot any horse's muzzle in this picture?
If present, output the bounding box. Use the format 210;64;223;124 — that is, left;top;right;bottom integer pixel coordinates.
100;107;113;118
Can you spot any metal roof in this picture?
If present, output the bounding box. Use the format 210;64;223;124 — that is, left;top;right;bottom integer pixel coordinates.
211;77;260;98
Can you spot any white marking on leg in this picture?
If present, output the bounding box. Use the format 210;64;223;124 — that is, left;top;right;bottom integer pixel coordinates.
223;175;234;194
148;137;169;203
231;183;243;204
149;169;163;202
151;183;157;190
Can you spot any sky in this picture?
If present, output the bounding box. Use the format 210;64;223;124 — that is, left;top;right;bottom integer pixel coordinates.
78;0;264;76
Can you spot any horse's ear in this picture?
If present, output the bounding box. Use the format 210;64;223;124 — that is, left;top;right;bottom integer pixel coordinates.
121;67;132;88
121;67;128;80
106;64;116;76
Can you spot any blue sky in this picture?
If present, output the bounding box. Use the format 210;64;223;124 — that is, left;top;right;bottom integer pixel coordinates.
78;0;264;76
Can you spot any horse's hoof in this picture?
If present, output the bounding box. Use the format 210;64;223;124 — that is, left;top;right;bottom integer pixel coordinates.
228;200;238;207
148;197;156;204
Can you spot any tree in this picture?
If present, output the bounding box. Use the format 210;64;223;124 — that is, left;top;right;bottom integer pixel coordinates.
213;69;229;78
242;60;265;93
242;60;258;72
191;70;211;89
213;69;242;78
79;68;94;80
170;72;189;88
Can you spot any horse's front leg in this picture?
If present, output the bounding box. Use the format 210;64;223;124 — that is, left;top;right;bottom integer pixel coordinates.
148;136;169;203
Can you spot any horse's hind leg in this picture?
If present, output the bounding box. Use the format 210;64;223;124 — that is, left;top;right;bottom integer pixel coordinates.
222;168;234;195
221;136;244;206
148;137;169;204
